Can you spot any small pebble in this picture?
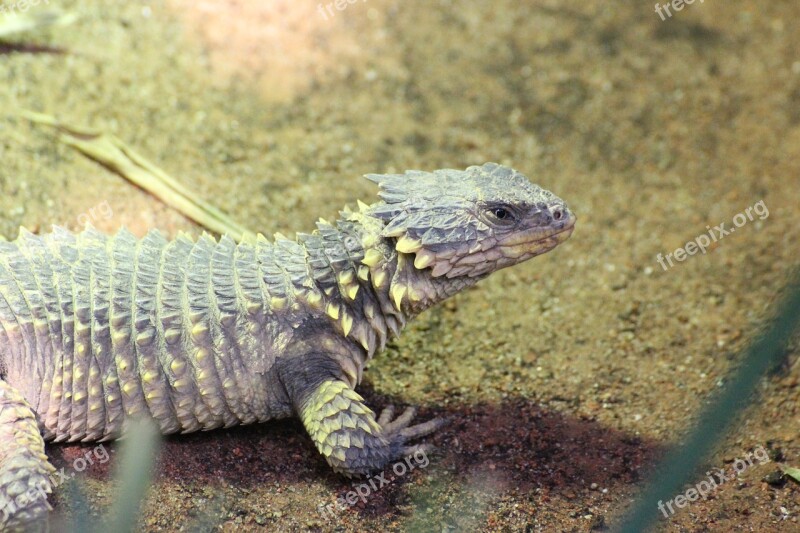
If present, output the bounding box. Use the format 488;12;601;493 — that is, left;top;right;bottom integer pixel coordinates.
762;471;786;486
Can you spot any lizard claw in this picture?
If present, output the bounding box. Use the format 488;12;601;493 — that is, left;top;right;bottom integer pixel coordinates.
377;404;396;426
399;417;444;440
383;406;416;433
401;442;436;458
378;406;445;458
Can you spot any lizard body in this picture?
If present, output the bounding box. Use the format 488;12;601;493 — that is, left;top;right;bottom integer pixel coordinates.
0;163;574;530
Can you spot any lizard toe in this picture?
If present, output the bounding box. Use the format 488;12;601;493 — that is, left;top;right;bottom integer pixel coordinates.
377;404;395;426
382;406;416;434
398;417;445;440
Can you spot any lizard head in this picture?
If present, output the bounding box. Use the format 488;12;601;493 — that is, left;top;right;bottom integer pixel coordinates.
366;162;575;278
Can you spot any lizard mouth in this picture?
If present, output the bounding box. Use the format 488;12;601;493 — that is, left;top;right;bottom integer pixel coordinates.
434;218;576;278
497;217;575;260
548;223;575;242
416;209;576;278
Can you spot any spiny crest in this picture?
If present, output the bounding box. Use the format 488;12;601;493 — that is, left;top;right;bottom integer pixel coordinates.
363;162;573;278
364;163;538;249
365;163;545;212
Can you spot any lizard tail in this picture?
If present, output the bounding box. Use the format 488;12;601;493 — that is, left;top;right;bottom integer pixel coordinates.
0;379;55;532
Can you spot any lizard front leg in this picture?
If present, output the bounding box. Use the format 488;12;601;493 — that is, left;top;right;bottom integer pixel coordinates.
279;355;443;476
0;380;55;532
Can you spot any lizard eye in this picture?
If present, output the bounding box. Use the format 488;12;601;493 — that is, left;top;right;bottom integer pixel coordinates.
493;208;509;220
484;205;517;226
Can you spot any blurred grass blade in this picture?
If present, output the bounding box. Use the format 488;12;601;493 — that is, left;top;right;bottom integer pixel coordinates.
59;474;92;532
405;471;502;533
106;419;161;533
0;10;76;39
21;110;257;242
616;272;800;533
780;465;800;484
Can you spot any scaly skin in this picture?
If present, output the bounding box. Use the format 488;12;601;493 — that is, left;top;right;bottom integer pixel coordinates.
0;381;54;532
0;163;575;530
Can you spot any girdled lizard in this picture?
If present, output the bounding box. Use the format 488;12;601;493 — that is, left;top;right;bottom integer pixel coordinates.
0;163;575;530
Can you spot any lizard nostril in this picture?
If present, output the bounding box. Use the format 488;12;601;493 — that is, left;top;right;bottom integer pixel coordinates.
552;208;563;221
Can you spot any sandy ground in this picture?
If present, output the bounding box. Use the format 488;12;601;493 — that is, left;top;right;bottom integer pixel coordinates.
1;0;799;531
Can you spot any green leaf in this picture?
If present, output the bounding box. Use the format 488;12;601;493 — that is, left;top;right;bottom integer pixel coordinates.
0;10;76;39
22;110;257;242
780;464;800;484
